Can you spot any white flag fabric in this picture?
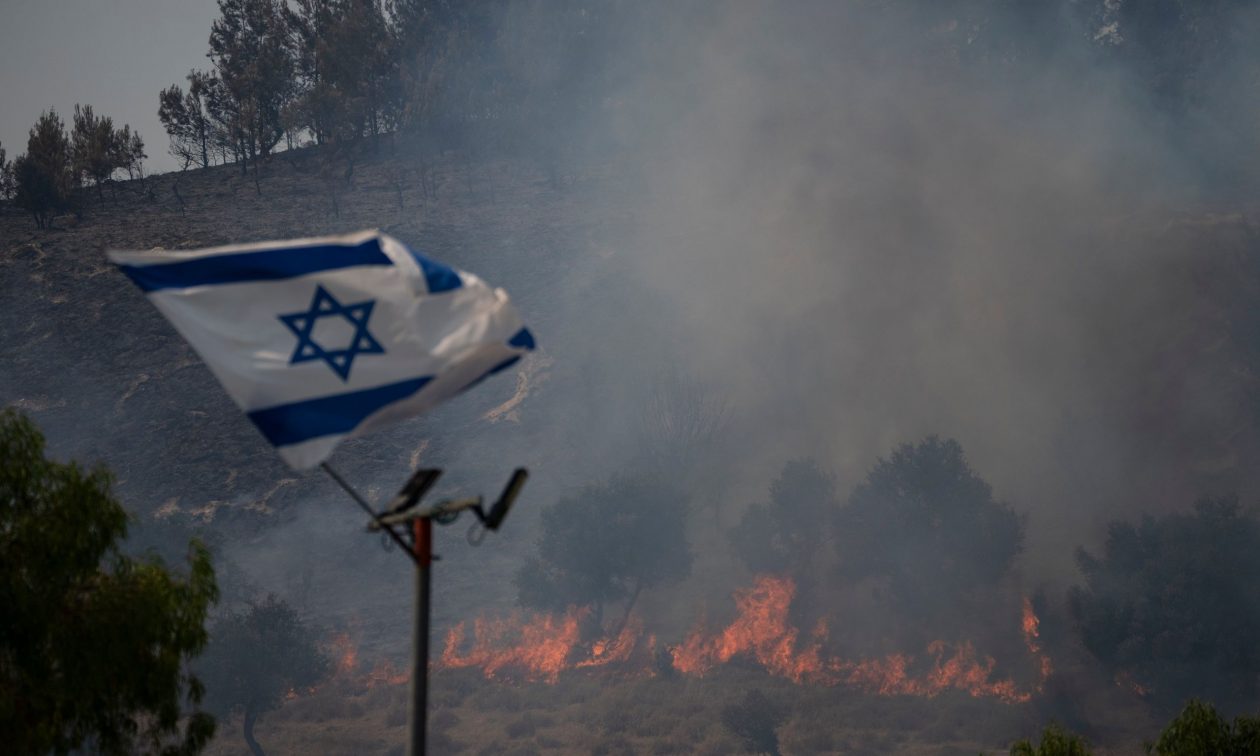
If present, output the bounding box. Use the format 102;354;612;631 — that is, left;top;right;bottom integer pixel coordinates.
109;230;535;469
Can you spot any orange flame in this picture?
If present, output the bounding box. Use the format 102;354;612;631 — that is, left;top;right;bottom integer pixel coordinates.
830;641;1027;703
329;632;358;676
440;608;586;682
1115;671;1150;697
1021;597;1054;686
433;575;1051;703
671;575;827;683
323;631;410;689
576;616;649;669
363;659;411;688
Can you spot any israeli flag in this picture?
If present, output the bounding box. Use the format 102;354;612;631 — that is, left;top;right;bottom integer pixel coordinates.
109;230;535;469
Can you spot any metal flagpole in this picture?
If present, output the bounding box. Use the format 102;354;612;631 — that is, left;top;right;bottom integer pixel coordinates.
319;462;411;554
321;462;528;756
411;517;431;756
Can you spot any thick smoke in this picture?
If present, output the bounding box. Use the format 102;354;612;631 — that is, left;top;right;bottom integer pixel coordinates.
68;0;1260;739
533;0;1260;583
214;0;1260;655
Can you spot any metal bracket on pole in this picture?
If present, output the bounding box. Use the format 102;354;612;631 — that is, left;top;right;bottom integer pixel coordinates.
367;468;529;531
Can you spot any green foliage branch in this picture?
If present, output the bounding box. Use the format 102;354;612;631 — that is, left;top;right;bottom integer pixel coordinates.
0;409;218;755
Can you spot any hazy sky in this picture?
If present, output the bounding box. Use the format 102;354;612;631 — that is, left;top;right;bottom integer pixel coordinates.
0;0;218;174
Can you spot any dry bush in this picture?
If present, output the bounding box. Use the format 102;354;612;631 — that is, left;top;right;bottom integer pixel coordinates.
431;669;480;707
601;707;630;734
474;683;527;714
427;730;462;754
431;709;461;733
283;689;351;723
778;720;837;754
650;737;691;755
591;734;635;756
384;703;407;728
534;732;564;749
505;713;537;739
692;732;745;756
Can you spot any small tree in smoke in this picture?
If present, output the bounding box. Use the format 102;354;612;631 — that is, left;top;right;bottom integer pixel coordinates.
639;369;728;477
195;595;329;756
1069;496;1260;713
729;458;838;622
730;458;837;575
835;436;1024;642
13;109;77;228
514;477;692;637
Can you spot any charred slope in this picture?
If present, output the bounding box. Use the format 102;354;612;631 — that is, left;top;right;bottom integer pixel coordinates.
0;144;626;519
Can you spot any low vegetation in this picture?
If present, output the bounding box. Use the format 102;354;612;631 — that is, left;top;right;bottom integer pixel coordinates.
1070;498;1260;713
1011;701;1260;756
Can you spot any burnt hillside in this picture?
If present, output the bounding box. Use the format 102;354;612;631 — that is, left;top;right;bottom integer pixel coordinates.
6;141;1260;755
0;143;629;510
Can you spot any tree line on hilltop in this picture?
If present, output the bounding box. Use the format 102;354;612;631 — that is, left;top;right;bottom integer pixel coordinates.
0;106;146;229
4;0;1259;228
0;0;616;227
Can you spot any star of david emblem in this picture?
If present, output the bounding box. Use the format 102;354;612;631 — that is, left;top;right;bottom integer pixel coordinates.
278;285;385;381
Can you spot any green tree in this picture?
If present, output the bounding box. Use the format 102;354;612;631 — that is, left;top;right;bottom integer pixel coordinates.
1070;497;1260;712
1010;723;1092;756
0;409;218;755
13;110;76;229
287;0;397;146
71;104;118;200
159;71;217;169
112;124;147;182
1146;699;1260;755
835;436;1024;641
514;477;692;636
195;595;330;756
208;0;296;172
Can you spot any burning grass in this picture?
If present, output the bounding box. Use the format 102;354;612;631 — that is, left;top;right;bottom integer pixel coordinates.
436;574;1052;704
201;575;1066;754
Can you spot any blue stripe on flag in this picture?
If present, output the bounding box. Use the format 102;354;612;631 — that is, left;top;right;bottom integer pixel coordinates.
118;237;393;292
247;376;432;447
508;327;536;350
405;246;462;293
